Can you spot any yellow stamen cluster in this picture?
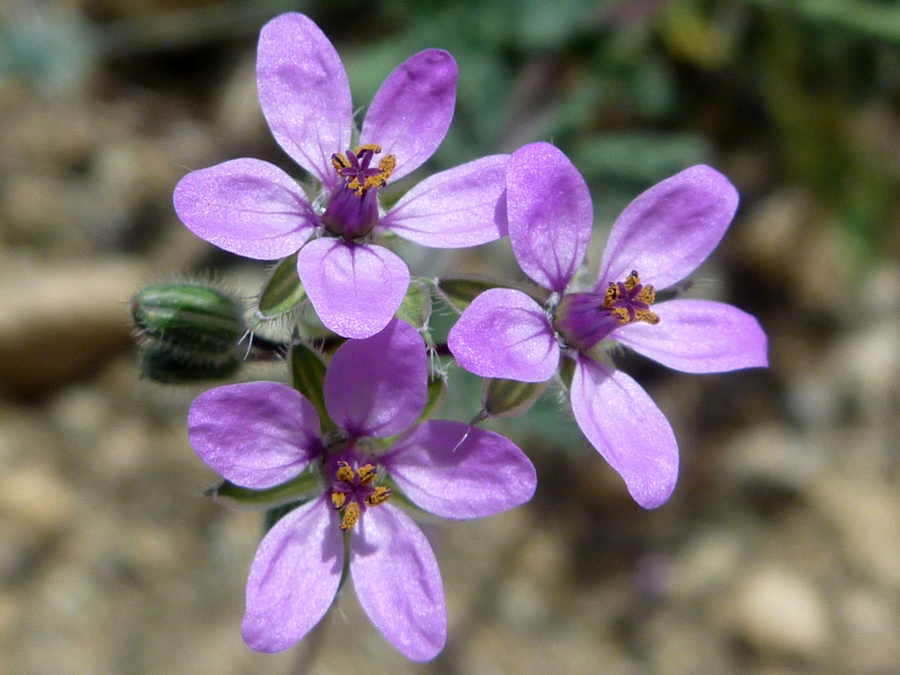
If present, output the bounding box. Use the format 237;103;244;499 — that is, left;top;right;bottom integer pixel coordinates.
330;460;392;531
330;144;397;197
602;270;660;326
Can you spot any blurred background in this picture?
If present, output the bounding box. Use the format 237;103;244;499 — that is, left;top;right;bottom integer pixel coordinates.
2;0;899;673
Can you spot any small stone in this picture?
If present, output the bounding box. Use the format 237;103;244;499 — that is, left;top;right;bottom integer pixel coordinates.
667;528;746;601
837;587;900;674
808;474;900;590
721;564;831;658
0;463;77;535
723;424;824;494
0;257;148;392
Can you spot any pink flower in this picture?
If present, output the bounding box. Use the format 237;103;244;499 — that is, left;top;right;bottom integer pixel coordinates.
188;320;536;660
448;142;768;508
174;13;508;339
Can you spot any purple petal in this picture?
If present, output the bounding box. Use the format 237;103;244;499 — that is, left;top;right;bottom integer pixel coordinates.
448;288;558;382
256;13;352;189
507;142;593;293
383;420;536;519
188;382;321;489
174;159;317;259
381;155;509;247
569;358;678;509
296;238;411;339
598;165;739;292
614;299;769;373
360;49;457;183
350;504;446;661
324;319;427;438
242;496;344;652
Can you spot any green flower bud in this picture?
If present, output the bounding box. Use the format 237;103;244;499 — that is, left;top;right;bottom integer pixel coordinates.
131;282;246;357
139;344;240;384
481;377;548;419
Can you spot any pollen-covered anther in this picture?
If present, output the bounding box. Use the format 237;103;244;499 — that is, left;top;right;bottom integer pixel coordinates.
335;461;355;484
623;270;641;291
636;310;660;325
331;153;350;172
611;307;631;324
356;143;382;154
331;491;347;510
357;463;377;484
339;501;361;531
604;281;621;306
366;485;392;506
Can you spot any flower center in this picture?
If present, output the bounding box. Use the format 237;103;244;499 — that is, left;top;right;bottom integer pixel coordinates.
328;459;392;531
322;144;397;239
331;144;396;196
602;270;659;326
553;269;660;352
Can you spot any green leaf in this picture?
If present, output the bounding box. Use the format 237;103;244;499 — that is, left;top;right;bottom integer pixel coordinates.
396;279;433;329
291;343;335;433
208;472;318;512
257;253;307;319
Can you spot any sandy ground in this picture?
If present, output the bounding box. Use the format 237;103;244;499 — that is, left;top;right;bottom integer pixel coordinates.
2;3;900;674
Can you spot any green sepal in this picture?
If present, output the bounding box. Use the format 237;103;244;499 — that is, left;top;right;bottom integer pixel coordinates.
139;344;240;384
291;342;336;433
436;277;551;313
131;282;246;356
257;253;307;320
481;377;549;419
208;471;319;512
395;279;433;329
559;356;576;390
434;277;499;313
418;371;448;422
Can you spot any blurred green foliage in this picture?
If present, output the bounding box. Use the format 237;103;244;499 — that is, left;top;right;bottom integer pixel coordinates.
4;0;896;259
326;0;900;260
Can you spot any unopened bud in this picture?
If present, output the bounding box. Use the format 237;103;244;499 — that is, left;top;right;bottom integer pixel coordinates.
481;377;548;419
139;344;240;384
131;282;246;356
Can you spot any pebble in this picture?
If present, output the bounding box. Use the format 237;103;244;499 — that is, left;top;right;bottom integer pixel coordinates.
808;474;900;591
0;257;148;392
722;424;824;494
0;463;77;536
667;527;746;601
719;564;831;658
837;587;900;674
